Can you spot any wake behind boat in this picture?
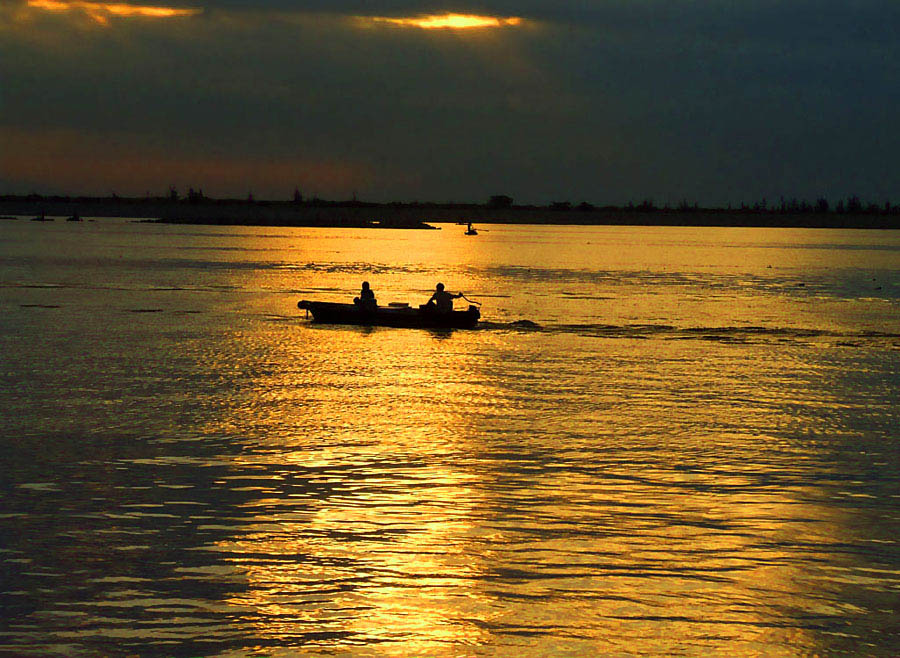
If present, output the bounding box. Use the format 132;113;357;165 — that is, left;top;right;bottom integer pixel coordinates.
298;300;480;329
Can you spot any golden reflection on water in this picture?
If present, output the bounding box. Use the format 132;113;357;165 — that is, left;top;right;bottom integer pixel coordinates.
185;307;883;652
145;226;894;654
2;223;885;654
208;327;495;652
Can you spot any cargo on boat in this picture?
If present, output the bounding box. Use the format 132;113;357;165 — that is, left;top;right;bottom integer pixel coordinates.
298;300;480;329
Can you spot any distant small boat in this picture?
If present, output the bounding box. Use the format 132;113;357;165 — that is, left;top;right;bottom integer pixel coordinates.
465;222;478;235
66;212;82;222
298;300;480;329
31;214;52;222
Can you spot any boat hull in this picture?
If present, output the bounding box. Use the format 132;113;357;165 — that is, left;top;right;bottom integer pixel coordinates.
298;301;480;329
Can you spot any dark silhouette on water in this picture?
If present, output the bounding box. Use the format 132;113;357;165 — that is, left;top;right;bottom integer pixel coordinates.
31;212;51;222
465;222;478;235
66;211;81;222
425;283;464;314
353;281;377;311
298;283;480;329
298;298;480;329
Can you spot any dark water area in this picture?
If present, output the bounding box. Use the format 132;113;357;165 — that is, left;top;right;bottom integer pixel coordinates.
1;220;898;656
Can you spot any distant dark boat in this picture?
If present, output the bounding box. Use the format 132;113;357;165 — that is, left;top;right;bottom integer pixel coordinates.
31;214;52;222
298;300;480;329
465;222;478;235
66;213;82;222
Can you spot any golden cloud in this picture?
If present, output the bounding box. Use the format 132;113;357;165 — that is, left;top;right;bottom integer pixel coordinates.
365;13;523;30
27;0;200;25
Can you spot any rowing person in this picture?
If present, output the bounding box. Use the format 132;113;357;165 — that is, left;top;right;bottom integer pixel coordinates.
354;281;377;311
426;282;463;314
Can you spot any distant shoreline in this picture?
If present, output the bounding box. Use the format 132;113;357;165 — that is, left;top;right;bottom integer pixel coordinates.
1;195;897;229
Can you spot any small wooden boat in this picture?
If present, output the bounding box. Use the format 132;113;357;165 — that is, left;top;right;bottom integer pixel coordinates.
298;300;480;329
465;222;478;235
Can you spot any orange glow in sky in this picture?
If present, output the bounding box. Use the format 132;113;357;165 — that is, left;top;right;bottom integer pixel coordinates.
369;13;523;29
27;0;200;24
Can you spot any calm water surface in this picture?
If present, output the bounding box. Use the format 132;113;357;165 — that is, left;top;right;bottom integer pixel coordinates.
1;220;898;656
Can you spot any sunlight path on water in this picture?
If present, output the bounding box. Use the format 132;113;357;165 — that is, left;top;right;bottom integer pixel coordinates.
0;221;897;656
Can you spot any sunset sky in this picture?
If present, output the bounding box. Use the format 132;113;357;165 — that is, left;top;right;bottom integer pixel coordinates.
2;0;898;204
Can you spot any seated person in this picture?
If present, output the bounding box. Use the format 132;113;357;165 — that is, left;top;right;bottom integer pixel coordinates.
354;281;377;311
426;282;463;314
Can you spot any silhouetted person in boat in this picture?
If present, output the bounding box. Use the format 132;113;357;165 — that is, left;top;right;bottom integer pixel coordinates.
354;281;377;311
426;282;463;314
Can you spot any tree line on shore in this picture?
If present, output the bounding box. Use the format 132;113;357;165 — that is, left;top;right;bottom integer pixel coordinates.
2;190;899;216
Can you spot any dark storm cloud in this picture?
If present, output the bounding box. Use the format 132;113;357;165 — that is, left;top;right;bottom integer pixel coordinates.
3;0;899;203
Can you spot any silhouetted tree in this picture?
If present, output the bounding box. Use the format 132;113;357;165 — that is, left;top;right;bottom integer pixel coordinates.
293;188;303;203
488;195;513;209
550;201;572;211
815;198;829;213
847;195;862;213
